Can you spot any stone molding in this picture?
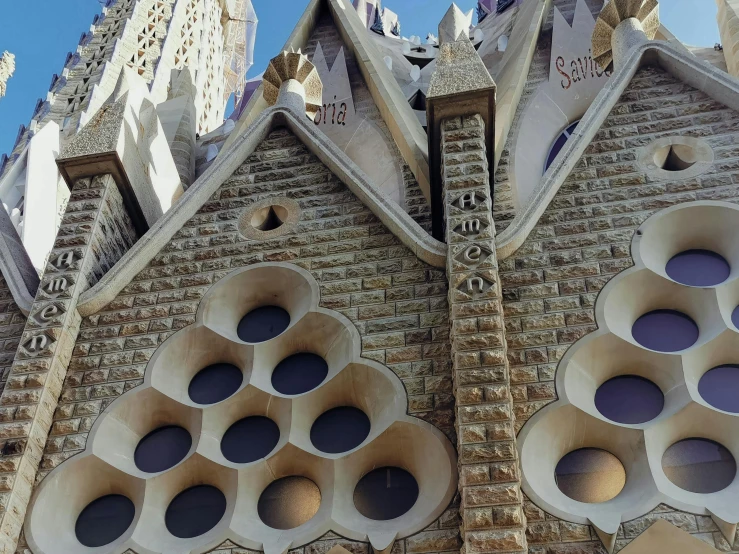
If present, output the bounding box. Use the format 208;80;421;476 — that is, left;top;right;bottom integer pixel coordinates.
496;38;739;260
76;96;446;317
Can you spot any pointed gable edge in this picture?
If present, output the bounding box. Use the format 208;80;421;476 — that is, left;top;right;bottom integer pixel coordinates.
76;100;446;317
496;38;739;260
223;0;431;203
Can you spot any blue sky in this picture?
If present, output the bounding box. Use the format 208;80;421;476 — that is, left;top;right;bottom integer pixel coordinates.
0;0;720;157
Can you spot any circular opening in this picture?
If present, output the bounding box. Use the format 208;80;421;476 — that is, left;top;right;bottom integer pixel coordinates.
733;305;739;329
188;363;243;405
354;467;419;520
134;425;192;473
310;406;371;453
654;144;696;172
662;438;736;493
237;306;290;343
258;476;321;529
632;309;699;352
699;365;739;413
271;353;328;395
75;494;135;547
251;205;288;232
595;375;664;424
665;249;730;287
554;448;626;503
165;485;227;538
221;416;280;464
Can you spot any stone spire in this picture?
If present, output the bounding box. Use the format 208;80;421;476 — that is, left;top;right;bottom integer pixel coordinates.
0;52;16;99
438;3;473;44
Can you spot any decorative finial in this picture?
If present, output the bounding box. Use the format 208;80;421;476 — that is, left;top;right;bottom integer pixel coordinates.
262;51;323;117
592;0;659;71
0;52;16;100
438;3;473;44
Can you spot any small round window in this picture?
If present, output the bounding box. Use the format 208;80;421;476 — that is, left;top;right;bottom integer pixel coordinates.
239;197;301;240
640;137;713;178
545;121;579;172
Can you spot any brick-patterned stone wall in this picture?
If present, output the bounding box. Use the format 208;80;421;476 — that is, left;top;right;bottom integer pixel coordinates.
2;174;137;554
302;13;432;232
24;127;459;554
0;278;25;397
442;114;526;554
501;66;739;552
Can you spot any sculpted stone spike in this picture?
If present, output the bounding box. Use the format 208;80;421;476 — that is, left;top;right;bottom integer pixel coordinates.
592;0;659;71
263;51;323;118
0;51;16;99
438;3;473;44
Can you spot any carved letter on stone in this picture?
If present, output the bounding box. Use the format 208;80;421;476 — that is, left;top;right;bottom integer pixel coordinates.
459;192;477;210
26;334;48;353
464;246;482;263
467;277;485;294
54;251;76;270
39;306;59;323
45;278;69;294
461;219;481;234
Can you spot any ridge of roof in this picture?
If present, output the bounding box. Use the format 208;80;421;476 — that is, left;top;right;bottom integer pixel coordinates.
222;0;431;202
76;101;446;317
497;37;739;259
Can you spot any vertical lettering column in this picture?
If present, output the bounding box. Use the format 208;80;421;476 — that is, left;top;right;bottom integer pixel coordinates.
442;115;527;554
0;174;134;552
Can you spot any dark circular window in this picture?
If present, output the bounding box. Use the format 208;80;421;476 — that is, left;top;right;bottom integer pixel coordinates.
354;467;419;520
75;494;135;547
134;426;192;473
595;375;664;424
310;406;371;453
221;416;280;463
632;309;699;352
699;365;739;413
271;353;328;395
258;476;321;529
237;306;290;343
666;249;730;287
545;121;579;172
554;448;626;503
662;438;736;493
251;205;287;232
733;305;739;329
188;363;242;405
165;485;227;538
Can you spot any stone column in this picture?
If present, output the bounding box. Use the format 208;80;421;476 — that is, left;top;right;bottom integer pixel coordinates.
442;114;527;554
0;174;137;553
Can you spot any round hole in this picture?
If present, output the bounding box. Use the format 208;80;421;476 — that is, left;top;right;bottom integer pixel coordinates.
554;448;626;503
221;416;280;463
653;144;696;171
733;305;739;329
134;425;192;473
666;249;730;287
188;363;243;405
632;309;699;352
75;494;135;547
237;306;290;343
258;476;321;529
354;467;419;520
699;365;739;413
251;205;288;232
595;375;664;424
165;485;227;538
271;353;328;395
310;406;371;453
662;438;736;493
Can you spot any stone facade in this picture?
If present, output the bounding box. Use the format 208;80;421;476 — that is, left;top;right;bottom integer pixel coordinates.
501;66;739;552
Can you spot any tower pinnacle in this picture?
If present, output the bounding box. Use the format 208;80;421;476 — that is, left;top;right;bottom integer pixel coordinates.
0;51;16;99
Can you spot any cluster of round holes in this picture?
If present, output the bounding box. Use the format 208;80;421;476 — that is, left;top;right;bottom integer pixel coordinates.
594;375;664;425
51;262;459;554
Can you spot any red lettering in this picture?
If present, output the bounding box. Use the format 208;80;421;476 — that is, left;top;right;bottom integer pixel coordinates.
556;56;571;90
